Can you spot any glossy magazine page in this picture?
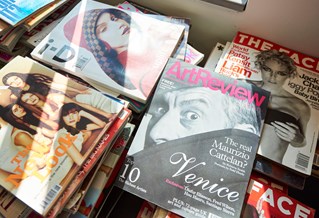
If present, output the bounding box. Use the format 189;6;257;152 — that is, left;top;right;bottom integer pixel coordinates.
31;0;185;103
0;56;124;216
215;32;319;176
115;58;270;218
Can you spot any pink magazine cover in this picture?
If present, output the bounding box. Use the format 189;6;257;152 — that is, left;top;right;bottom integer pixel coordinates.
31;0;185;103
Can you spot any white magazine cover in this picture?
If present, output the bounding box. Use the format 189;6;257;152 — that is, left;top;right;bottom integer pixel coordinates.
204;42;226;71
31;0;185;103
215;31;319;175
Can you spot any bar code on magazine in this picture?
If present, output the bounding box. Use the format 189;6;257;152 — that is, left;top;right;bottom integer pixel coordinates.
295;152;310;171
75;56;90;70
40;184;62;210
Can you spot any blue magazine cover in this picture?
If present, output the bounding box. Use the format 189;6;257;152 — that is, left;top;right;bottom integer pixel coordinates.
0;0;54;26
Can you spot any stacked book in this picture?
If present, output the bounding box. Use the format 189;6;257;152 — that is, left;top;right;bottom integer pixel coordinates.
0;0;79;64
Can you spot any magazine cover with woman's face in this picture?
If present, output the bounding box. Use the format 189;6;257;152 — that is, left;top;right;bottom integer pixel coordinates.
0;56;124;216
31;0;185;103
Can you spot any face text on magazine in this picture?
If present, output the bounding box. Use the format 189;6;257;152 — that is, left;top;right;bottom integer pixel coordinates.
217;32;319;82
244;178;316;218
234;33;319;74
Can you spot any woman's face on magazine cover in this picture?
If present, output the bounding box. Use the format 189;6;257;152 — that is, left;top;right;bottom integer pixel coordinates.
5;75;25;88
148;87;227;145
96;12;130;51
0;88;12;107
260;59;289;87
12;104;26;118
21;93;39;105
62;110;80;128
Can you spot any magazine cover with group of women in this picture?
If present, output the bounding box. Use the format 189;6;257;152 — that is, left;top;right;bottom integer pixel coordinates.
0;55;124;216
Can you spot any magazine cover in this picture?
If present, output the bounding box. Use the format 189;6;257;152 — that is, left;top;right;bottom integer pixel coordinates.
215;32;319;176
22;0;73;31
0;56;124;216
243;178;316;218
73;123;135;217
185;44;204;66
31;0;185;103
0;0;54;26
46;108;131;218
22;0;80;47
145;14;190;61
115;58;270;218
117;1;190;61
204;42;226;70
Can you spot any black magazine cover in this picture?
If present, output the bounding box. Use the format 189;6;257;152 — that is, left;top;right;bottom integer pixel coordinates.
115;58;270;218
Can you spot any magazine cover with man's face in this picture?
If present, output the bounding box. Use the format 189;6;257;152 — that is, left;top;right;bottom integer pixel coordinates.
115;58;271;218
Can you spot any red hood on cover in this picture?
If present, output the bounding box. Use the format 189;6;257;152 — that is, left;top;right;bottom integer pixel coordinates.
63;10;137;91
63;12;90;50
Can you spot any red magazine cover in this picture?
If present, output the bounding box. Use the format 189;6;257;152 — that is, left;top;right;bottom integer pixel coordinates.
152;206;183;218
243;178;316;218
136;200;156;218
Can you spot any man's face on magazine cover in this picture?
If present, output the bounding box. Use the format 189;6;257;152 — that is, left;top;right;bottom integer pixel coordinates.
147;87;227;145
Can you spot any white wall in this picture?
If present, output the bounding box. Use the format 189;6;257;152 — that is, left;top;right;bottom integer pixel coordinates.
108;0;319;65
